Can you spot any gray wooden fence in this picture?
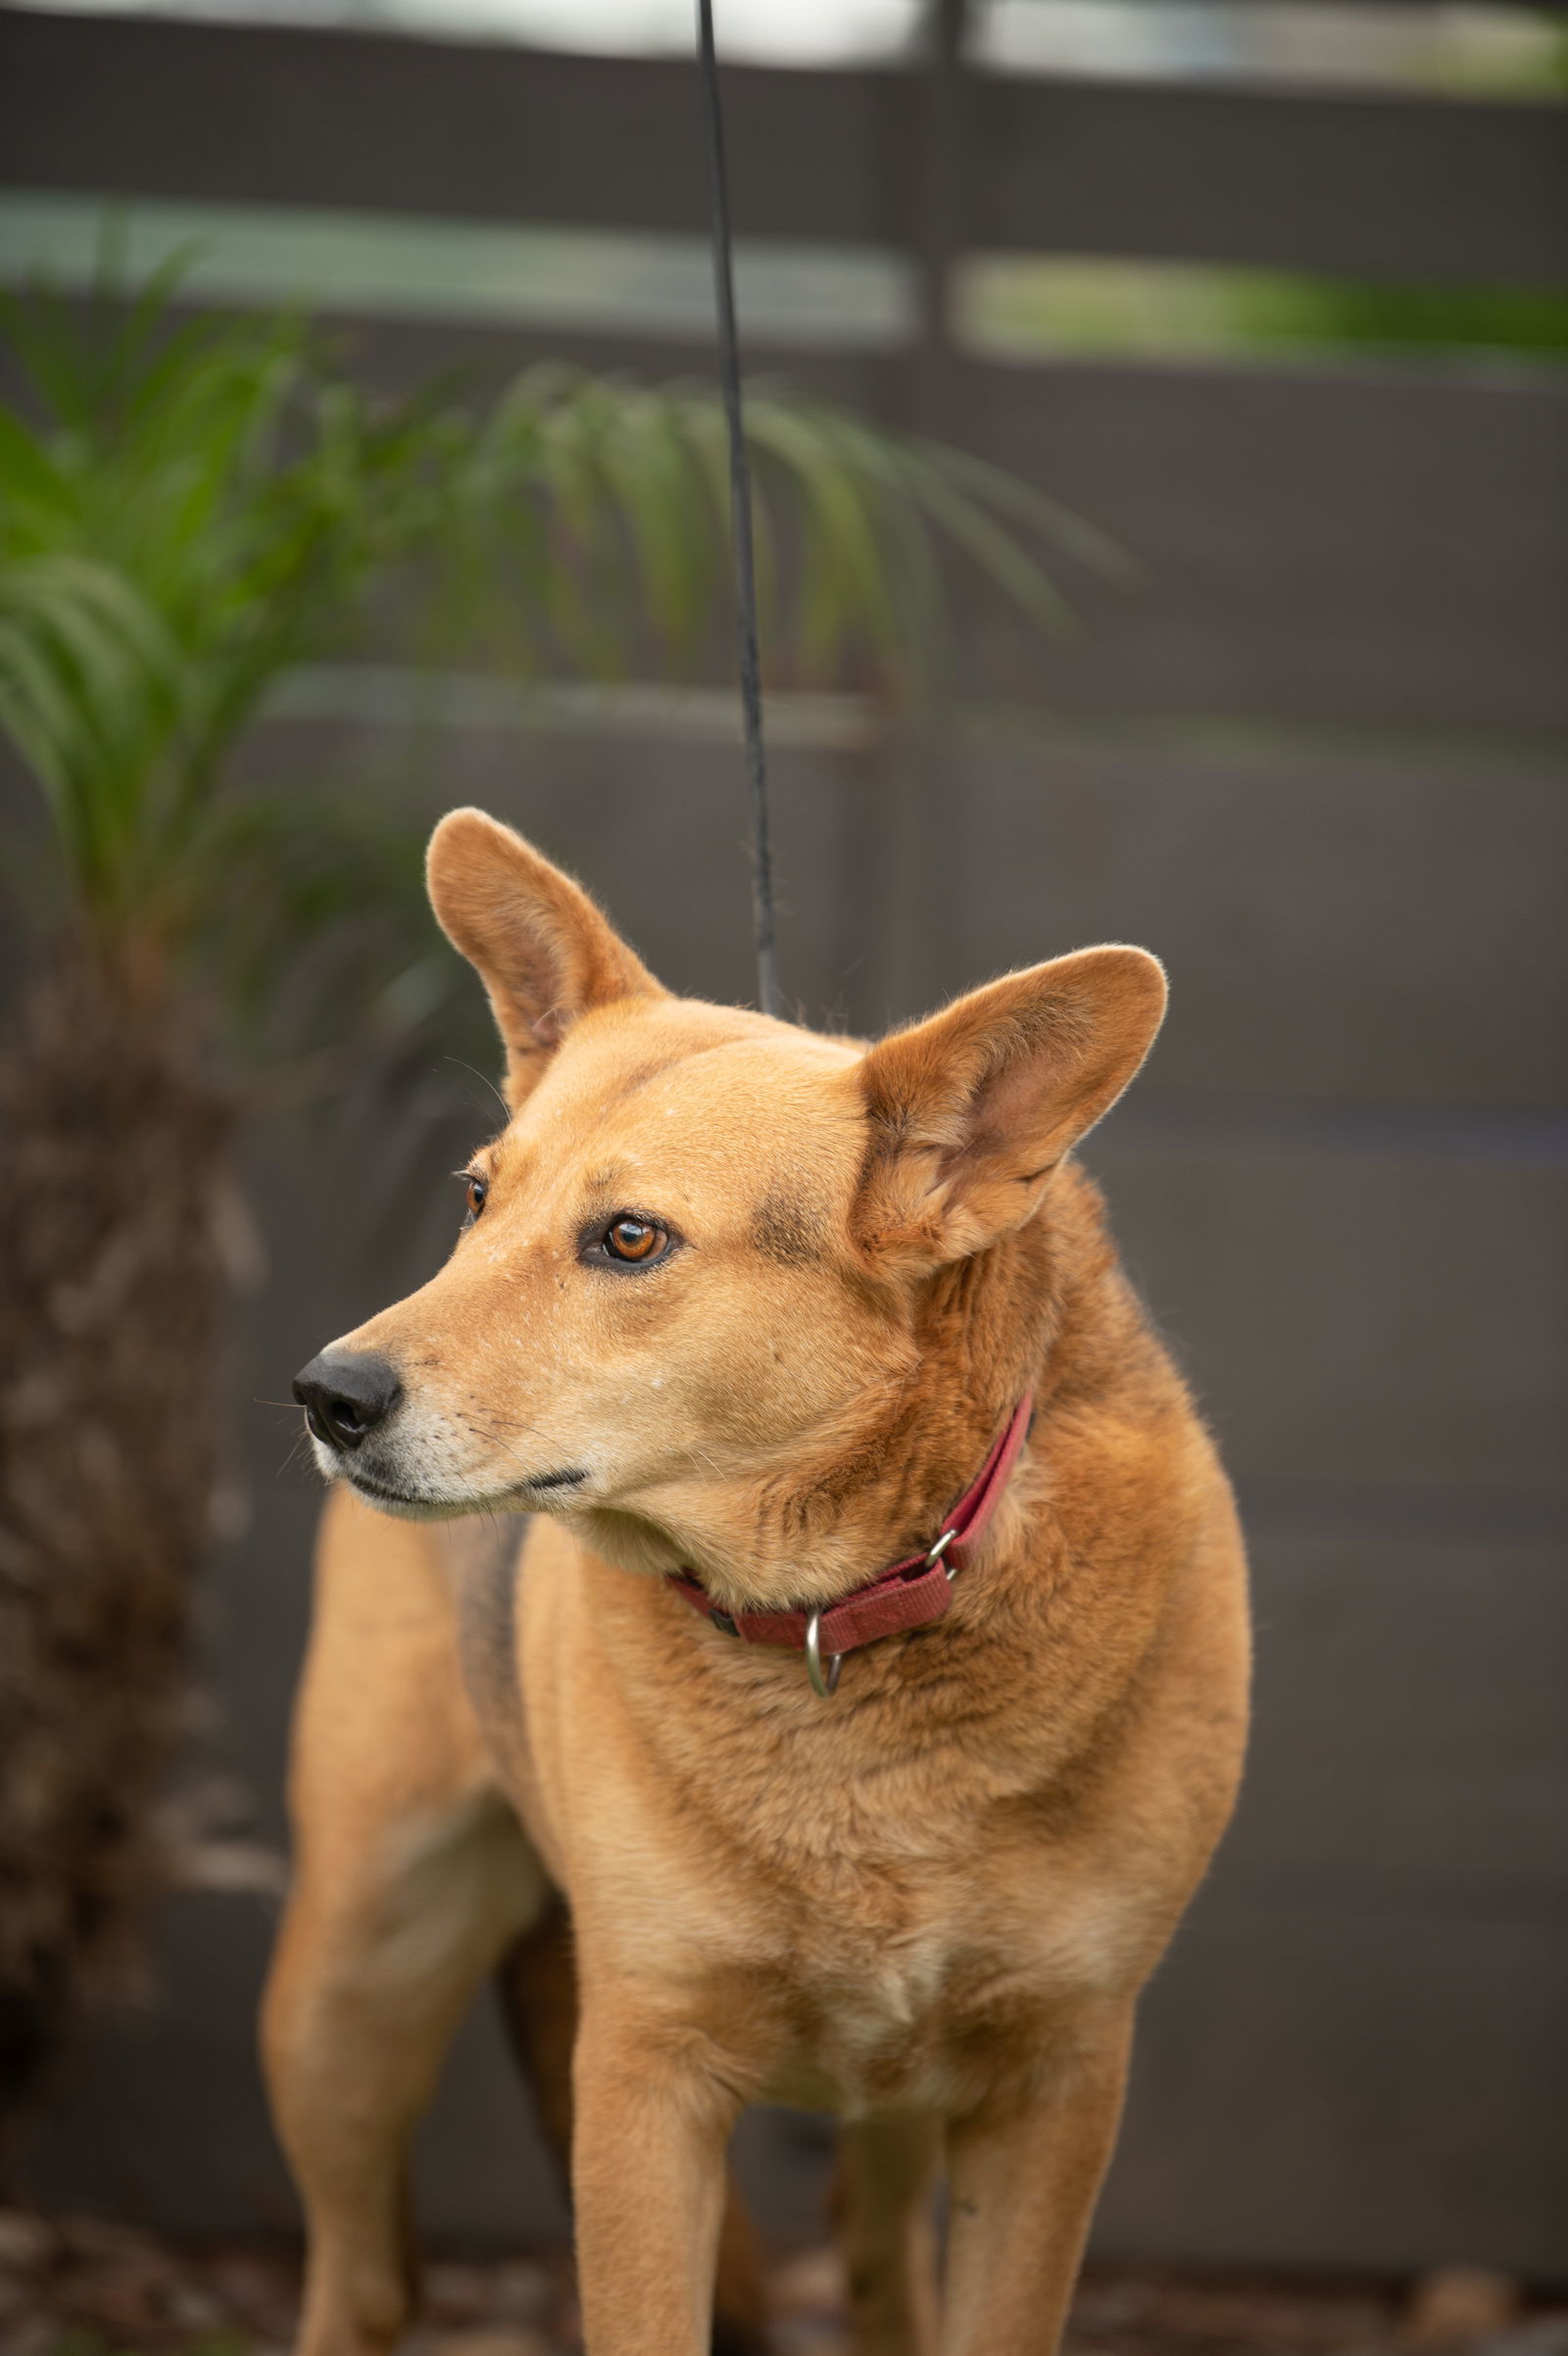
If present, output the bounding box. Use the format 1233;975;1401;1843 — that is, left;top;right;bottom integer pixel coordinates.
3;1;1565;2279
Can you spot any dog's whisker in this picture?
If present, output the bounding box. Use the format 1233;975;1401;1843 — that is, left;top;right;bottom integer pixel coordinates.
459;1411;577;1478
461;1404;567;1449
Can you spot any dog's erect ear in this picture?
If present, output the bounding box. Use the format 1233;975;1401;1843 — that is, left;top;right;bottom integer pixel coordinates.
427;810;666;1102
853;949;1166;1267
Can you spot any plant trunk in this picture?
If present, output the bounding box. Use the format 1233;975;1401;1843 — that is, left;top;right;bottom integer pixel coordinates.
0;939;229;2118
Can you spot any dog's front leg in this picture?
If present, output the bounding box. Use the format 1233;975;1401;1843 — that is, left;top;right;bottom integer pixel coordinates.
262;1494;544;2356
832;2113;942;2356
941;2004;1135;2356
571;2002;746;2356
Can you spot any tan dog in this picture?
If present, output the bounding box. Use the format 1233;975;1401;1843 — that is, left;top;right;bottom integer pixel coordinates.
265;808;1250;2356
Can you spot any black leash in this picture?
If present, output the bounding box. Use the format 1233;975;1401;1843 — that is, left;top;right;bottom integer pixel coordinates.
696;0;782;1018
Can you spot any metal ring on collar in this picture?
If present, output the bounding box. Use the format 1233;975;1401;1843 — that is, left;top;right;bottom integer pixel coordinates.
927;1527;959;1582
804;1609;842;1698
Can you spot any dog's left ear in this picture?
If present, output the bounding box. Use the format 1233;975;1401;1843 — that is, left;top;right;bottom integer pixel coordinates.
853;949;1166;1267
427;809;666;1102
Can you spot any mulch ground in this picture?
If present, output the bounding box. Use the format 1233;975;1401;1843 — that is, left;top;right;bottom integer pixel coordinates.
1;2212;1564;2356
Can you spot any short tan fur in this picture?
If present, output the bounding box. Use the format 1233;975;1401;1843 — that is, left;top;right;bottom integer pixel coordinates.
264;809;1250;2356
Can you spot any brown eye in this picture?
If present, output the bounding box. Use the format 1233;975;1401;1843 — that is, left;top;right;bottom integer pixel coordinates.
604;1215;664;1263
463;1174;488;1225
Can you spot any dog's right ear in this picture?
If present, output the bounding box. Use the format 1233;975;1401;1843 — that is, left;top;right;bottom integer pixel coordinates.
427;810;666;1103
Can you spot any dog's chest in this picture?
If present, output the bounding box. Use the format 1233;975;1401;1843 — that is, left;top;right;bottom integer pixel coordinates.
761;1898;1033;2116
813;1932;960;2105
749;1824;1077;2116
671;1698;1133;2112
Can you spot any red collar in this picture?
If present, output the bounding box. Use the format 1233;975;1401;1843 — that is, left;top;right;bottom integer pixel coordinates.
665;1392;1035;1696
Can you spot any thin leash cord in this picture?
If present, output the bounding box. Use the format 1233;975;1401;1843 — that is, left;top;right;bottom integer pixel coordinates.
696;0;782;1018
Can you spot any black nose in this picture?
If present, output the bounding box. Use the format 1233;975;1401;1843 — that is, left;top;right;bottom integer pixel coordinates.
293;1351;403;1452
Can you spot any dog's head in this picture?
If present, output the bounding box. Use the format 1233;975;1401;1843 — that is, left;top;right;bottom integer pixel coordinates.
294;810;1165;1600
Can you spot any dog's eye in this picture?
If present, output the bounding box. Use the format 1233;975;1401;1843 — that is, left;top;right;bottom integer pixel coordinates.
603;1215;667;1265
462;1173;489;1227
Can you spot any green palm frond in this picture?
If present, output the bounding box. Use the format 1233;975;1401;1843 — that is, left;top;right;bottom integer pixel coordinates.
0;241;1119;1037
0;552;181;900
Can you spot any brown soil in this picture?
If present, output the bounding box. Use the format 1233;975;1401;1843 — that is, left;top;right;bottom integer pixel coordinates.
4;2210;1563;2356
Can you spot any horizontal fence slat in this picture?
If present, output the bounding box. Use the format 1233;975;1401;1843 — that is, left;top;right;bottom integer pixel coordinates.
1088;1141;1567;1492
0;15;902;244
149;317;1568;736
228;715;1568;1104
4;280;1561;735
8;299;1559;745
229;714;871;1037
962;358;1568;734
934;743;1568;1108
1230;1532;1568;1898
1;12;1563;285
974;74;1568;283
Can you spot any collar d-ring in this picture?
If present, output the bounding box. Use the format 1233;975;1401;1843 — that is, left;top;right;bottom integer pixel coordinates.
666;1393;1035;1700
804;1608;842;1698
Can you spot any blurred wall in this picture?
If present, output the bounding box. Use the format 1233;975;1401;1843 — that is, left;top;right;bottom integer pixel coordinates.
3;3;1565;2277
